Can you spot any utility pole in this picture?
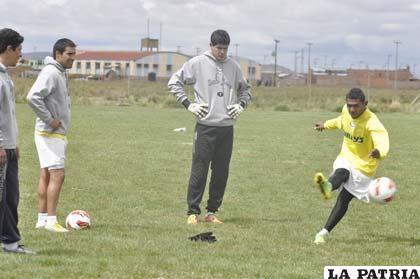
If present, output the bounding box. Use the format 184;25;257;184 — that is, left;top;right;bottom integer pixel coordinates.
159;22;162;50
307;42;313;94
386;54;392;87
301;48;304;74
323;55;327;69
176;45;182;53
393;40;402;90
273;39;279;87
367;64;370;101
331;59;336;85
294;50;298;75
331;59;336;70
195;47;200;56
147;18;150;38
233;43;239;58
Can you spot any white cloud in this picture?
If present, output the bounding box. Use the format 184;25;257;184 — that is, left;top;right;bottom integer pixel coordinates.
142;0;156;13
43;0;68;5
380;23;404;32
411;3;420;10
1;0;419;69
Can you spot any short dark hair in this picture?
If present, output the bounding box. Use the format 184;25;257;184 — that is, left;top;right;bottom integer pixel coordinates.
346;87;365;102
210;29;230;46
0;28;24;54
53;38;76;59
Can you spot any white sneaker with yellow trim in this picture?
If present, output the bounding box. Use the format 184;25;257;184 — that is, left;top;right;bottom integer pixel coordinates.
45;222;69;233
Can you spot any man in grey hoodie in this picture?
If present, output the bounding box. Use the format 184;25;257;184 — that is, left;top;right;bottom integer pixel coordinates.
27;38;76;233
168;29;251;224
0;28;35;254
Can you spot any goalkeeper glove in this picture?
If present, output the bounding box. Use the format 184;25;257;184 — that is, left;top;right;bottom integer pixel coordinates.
188;103;209;118
227;103;244;119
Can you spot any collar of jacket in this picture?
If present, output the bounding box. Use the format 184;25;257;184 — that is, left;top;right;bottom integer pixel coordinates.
43;56;66;72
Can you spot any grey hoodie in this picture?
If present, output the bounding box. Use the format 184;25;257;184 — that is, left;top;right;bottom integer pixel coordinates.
168;51;251;127
27;56;71;135
0;63;18;148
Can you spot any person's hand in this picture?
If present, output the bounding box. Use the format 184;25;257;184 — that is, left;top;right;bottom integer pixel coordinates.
227;104;244;119
188;103;209;118
369;148;380;159
0;147;6;166
50;119;62;130
314;123;325;131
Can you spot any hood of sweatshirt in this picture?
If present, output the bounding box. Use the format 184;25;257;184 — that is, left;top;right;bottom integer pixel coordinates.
43;56;65;72
0;62;6;73
203;51;229;64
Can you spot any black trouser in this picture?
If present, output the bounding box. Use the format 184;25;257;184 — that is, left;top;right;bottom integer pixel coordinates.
187;124;233;215
0;149;21;244
324;168;354;232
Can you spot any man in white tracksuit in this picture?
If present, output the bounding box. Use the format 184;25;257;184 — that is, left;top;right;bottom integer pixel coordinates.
168;29;251;224
27;38;76;233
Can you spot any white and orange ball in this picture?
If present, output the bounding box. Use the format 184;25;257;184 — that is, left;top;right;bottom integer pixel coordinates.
368;177;397;204
66;210;91;230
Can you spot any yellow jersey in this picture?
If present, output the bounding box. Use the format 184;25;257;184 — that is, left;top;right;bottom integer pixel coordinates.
324;105;389;177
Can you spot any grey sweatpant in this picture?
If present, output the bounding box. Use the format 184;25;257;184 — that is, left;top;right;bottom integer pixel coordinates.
187;123;233;215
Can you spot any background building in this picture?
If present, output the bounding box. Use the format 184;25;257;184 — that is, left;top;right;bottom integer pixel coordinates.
312;67;414;88
69;50;191;80
70;49;261;82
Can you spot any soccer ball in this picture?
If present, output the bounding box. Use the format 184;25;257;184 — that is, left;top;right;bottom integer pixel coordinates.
66;210;91;230
368;177;397;204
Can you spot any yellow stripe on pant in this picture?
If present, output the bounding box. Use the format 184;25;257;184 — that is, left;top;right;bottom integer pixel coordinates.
35;130;67;140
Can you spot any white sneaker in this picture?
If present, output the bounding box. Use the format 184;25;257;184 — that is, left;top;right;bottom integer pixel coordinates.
314;230;329;244
2;244;36;254
45;222;69;233
35;221;47;229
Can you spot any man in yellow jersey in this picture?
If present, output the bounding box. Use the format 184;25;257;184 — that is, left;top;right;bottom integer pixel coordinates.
27;39;76;233
312;88;389;244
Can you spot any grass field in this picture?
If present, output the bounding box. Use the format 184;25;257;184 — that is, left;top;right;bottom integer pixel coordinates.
12;78;420;113
0;103;419;278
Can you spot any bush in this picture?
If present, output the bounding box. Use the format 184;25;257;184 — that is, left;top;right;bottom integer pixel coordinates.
274;104;290;111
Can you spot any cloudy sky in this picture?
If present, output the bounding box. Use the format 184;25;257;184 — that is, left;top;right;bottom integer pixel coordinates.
2;0;420;73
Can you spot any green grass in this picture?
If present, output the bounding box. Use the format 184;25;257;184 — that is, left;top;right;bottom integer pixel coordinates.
13;78;420;113
0;104;419;278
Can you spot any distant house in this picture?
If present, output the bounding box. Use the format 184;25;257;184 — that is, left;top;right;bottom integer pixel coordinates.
70;50;157;79
20;38;261;82
229;55;261;82
312;67;414;88
6;65;34;77
22;52;50;70
260;64;302;86
70;49;261;81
